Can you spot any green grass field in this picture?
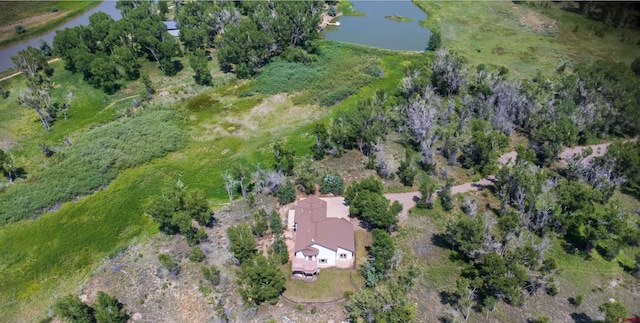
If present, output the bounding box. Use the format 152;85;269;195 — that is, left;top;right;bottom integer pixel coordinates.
0;1;99;49
413;0;640;78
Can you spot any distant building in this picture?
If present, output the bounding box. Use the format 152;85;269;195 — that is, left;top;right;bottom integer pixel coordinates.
291;197;355;282
163;21;179;37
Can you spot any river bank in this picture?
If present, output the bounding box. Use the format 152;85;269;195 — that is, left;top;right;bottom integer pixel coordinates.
0;1;100;50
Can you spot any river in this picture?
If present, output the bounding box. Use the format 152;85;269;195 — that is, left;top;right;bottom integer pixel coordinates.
0;1;121;72
323;0;431;51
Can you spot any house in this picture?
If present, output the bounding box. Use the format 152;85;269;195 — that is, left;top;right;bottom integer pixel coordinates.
291;197;355;282
163;21;180;37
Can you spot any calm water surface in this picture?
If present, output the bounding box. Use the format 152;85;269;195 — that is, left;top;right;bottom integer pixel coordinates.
323;0;431;51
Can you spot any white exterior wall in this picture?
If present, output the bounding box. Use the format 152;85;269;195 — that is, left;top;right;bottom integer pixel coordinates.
336;247;353;260
311;244;337;267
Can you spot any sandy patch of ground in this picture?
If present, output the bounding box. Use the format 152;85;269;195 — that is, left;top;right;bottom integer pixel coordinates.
517;7;557;34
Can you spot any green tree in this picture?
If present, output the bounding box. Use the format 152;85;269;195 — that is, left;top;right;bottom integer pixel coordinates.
320;173;344;195
294;156;318;194
188;48;212;86
237;254;285;305
345;176;400;230
227;224;257;264
270;210;284;234
277;180;296;205
273;236;289;264
428;30;442;50
114;45;140;80
439;178;454;211
446;213;484;260
397;150;417;186
94;291;129;323
252;209;269;237
273;141;295;175
370;229;396;274
87;56;120;94
53;294;92;323
417;176;437;209
145;183;212;244
598;301;628;323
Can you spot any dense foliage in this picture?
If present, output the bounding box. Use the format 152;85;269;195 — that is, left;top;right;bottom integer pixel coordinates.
345;176;402;231
216;1;322;78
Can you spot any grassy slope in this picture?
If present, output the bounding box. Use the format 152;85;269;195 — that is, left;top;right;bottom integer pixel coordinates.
0;42;421;321
414;0;640;78
0;1;99;49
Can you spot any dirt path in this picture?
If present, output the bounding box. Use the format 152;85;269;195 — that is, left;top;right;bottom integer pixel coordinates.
104;95;138;109
386;140;630;223
0;57;61;82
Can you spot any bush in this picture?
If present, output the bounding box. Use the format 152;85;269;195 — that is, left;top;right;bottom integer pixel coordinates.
188;246;205;262
158;253;177;269
320;173;344;195
14;25;26;34
547;283;558;296
572;294;584;307
51;6;58;12
202;265;220;285
277;180;296;205
252;209;268;237
94;291;129;323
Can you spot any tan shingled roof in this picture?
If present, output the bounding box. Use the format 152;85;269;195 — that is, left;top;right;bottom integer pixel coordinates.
294;197;355;253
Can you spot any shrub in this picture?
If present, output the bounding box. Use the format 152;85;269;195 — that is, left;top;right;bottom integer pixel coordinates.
319;87;354;106
277;180;296;205
202;265;220;285
51;6;58;12
0;109;186;224
253;61;321;95
631;56;640;76
158;253;177;269
188;246;205;262
14;25;26;34
320;173;344;195
572;294;584;307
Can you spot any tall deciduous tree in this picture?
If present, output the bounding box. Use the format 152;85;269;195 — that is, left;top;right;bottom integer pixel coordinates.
188;48;212;86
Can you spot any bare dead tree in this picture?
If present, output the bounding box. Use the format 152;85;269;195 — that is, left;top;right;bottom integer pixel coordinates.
18;81;53;132
221;171;236;205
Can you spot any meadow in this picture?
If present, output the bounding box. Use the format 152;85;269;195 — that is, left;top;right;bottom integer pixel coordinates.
413;0;640;78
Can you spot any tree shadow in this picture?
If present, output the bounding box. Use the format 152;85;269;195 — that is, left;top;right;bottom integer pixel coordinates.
431;233;452;250
570;312;591;323
438;290;456;306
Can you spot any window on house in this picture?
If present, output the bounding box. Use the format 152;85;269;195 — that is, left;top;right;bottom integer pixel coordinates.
319;259;327;264
339;253;347;259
